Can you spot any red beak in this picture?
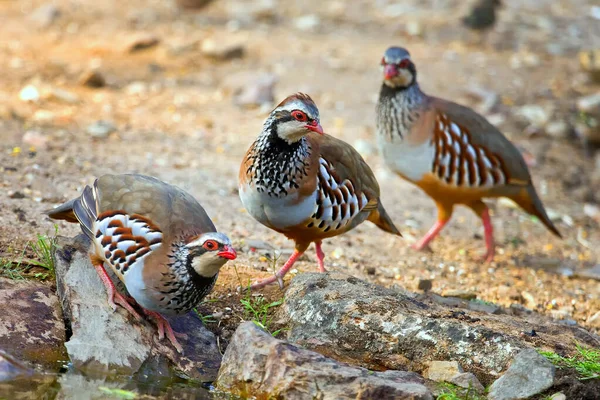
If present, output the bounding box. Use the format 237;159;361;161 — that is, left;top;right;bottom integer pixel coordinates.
384;64;398;80
217;245;237;260
305;120;324;135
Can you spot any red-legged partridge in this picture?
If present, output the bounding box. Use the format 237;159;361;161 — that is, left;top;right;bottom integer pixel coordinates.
240;93;401;289
376;47;561;262
47;174;236;352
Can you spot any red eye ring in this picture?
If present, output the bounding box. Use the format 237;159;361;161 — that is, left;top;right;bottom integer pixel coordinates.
291;110;308;122
203;240;218;250
398;59;410;68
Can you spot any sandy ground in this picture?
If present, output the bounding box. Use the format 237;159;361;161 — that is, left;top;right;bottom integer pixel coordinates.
1;0;599;346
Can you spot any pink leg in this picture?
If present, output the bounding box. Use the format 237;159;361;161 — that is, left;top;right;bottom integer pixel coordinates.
92;262;141;321
315;241;326;273
250;249;303;290
411;219;449;251
481;208;495;263
143;310;186;354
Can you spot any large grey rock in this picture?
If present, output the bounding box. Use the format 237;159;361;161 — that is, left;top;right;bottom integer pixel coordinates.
216;322;432;400
279;273;600;384
53;235;221;380
0;278;67;370
488;349;555;400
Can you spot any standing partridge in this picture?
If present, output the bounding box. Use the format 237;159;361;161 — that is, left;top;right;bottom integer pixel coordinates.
239;93;401;289
47;174;236;352
376;47;561;262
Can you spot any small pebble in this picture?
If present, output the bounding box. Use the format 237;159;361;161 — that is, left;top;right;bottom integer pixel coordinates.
545;120;570;139
28;4;61;28
87;120;116;139
8;191;26;199
22;130;48;149
19;85;40;102
577;93;600;114
125;33;160;53
294;15;320;31
417;279;432;292
201;39;245;61
79;70;106;88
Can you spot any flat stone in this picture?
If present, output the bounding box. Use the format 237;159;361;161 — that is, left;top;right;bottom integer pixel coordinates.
124;33;160;53
442;289;477;300
488;349;555;400
46;88;79;104
175;0;214;10
577;93;600;114
28;4;61;28
201;39;245;61
545;120;570;139
588;310;600;328
86;120;116;139
0;278;67;371
468;300;501;314
417;279;433;292
53;235;221;380
579;50;600;82
423;360;463;382
449;372;485;393
574;264;600;281
216;321;432;400
79;70;106;88
516;104;551;127
233;73;277;108
294;15;320;31
279;273;600;384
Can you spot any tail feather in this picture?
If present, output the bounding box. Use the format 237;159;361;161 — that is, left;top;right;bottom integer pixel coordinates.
514;186;562;238
72;185;97;239
46;184;99;240
368;203;402;237
45;198;78;223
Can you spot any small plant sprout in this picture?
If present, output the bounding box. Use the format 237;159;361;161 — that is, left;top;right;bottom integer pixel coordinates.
240;291;284;336
539;343;600;380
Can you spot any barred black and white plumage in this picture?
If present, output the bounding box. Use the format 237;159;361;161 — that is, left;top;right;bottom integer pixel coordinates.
239;93;401;289
376;46;560;263
47;173;237;352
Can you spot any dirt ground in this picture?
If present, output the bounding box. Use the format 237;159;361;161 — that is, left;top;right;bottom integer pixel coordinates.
1;0;599;349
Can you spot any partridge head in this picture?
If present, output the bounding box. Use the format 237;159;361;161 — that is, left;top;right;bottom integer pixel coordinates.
240;93;401;289
377;46;560;262
47;174;236;352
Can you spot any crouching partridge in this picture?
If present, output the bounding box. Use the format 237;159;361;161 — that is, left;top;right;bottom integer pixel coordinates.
47;174;236;352
239;93;401;289
376;47;561;262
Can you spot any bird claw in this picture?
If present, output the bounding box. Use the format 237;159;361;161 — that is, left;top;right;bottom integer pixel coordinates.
482;252;495;263
246;275;282;290
410;243;433;253
276;273;285;289
109;292;142;321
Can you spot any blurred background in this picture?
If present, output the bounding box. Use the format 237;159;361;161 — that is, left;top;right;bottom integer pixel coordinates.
1;0;599;347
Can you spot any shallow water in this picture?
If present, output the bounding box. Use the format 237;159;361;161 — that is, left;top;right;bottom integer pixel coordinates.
0;370;228;400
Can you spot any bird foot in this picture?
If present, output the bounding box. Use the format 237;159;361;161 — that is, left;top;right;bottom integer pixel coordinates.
110;292;142;321
246;273;285;290
93;262;142;321
482;250;495;263
143;310;184;353
410;242;433;253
